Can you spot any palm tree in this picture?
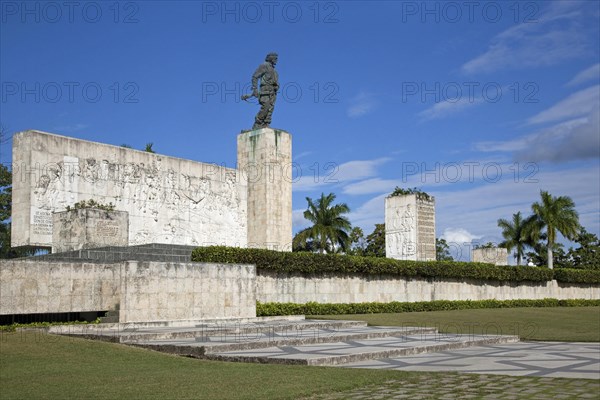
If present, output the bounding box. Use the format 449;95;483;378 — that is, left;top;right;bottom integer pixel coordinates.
531;190;580;269
497;211;538;265
293;193;352;253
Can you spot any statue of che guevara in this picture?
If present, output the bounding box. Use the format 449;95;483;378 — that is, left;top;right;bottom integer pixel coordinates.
242;52;279;130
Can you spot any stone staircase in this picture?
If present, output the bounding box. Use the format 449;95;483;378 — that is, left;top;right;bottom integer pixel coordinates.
99;305;120;324
31;243;198;263
50;318;519;366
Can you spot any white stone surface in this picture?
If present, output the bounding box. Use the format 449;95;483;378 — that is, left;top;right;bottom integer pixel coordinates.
52;209;129;253
119;261;256;322
1;259;598;321
11;130;247;248
256;273;600;304
237;128;292;251
385;194;436;261
0;260;120;315
0;259;256;322
472;247;509;266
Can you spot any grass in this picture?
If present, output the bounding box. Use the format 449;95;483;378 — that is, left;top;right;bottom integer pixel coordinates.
1;307;599;399
310;306;600;342
0;331;420;400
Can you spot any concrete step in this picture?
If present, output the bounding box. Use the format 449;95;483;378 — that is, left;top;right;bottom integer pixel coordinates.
58;319;369;343
202;333;520;366
98;316;119;324
131;325;439;356
31;243;198;263
49;315;360;343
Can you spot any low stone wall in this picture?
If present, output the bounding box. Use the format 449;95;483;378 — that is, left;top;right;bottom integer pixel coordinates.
256;272;600;304
0;260;120;315
0;260;256;322
119;261;256;322
2;260;598;323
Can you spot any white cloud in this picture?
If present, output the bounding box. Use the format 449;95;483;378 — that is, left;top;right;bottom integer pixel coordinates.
348;193;387;232
419;97;483;121
527;85;599;125
343;178;399;195
516;110;599;163
292;176;328;192
336;158;391;182
442;228;482;244
566;63;600;87
293;157;391;192
347;91;377;118
474;136;533;153
475;116;589;153
461;1;589;74
293;151;313;162
292;209;310;232
474;86;600;163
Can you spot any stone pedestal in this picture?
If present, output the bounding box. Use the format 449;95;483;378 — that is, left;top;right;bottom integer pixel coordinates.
385;194;436;261
472;247;508;265
237;128;292;251
52;208;129;253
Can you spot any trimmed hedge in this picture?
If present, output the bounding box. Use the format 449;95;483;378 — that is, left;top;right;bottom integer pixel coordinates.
0;319;100;332
192;246;559;282
192;246;600;284
554;268;600;284
256;299;600;316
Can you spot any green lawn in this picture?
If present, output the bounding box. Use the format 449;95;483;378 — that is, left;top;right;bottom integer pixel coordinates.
0;331;423;400
311;306;600;342
1;307;599;399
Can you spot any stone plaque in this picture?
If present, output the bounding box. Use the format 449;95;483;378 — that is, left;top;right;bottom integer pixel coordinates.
52;208;129;253
385;194;436;261
95;220;120;237
31;210;53;236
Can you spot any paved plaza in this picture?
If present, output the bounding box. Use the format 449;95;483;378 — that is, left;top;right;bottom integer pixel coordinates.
342;341;600;380
306;374;599;400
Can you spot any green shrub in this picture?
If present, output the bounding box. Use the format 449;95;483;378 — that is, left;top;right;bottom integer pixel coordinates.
256;299;600;316
192;246;600;284
553;268;600;284
192;246;553;282
0;318;101;332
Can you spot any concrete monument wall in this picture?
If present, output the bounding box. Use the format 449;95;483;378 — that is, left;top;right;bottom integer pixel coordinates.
256;272;600;304
52;209;129;253
119;261;256;322
0;260;256;323
1;259;598;322
385;194;436;261
472;248;508;266
237;128;292;250
11;131;247;249
0;260;120;315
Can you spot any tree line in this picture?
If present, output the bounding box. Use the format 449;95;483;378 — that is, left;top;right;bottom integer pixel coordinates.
292;190;598;270
497;191;598;270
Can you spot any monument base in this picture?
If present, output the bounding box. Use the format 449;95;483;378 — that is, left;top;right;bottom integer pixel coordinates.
237;127;292;251
52;208;129;253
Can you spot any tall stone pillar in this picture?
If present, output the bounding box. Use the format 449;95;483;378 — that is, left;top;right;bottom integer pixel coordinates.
385;194;436;261
237;128;292;251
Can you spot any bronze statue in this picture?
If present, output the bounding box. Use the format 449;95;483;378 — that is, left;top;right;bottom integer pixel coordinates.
242;52;279;129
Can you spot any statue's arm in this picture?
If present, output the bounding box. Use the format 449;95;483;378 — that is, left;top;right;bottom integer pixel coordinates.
251;64;266;95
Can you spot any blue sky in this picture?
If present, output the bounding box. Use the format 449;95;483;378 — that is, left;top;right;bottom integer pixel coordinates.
1;0;599;261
